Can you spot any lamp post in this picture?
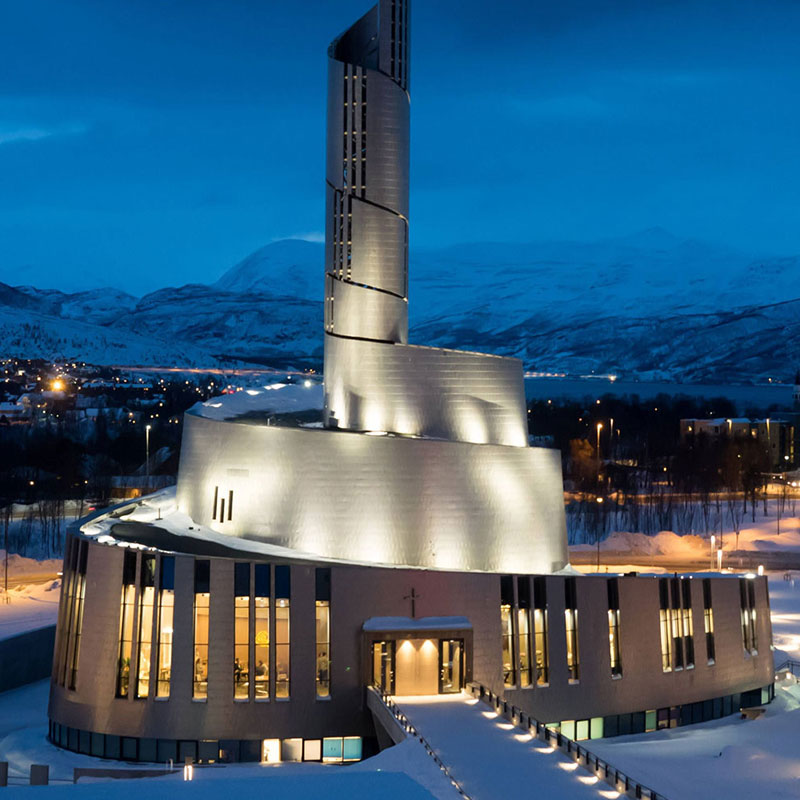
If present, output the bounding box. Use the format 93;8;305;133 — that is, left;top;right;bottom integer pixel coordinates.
609;417;614;461
145;424;152;483
596;422;603;476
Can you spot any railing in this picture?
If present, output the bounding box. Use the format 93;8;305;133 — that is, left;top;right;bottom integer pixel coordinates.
775;659;800;677
468;682;670;800
370;686;474;800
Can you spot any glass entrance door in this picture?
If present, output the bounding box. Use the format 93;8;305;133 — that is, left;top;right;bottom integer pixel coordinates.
439;639;464;693
372;641;395;694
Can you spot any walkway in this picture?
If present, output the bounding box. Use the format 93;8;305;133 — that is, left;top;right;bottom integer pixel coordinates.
392;693;620;800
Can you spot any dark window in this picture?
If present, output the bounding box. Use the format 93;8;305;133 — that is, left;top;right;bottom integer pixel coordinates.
234;562;250;597
254;563;271;598
105;735;121;759
157;739;177;763
195;560;210;594
121;736;138;761
178;740;198;764
139;738;157;762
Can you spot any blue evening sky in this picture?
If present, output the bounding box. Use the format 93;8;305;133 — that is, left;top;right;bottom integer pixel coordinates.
1;0;799;292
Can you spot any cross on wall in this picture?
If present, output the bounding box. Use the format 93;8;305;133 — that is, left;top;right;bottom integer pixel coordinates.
404;587;421;618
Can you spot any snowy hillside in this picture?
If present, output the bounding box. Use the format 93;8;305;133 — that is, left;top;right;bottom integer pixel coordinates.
1;232;799;380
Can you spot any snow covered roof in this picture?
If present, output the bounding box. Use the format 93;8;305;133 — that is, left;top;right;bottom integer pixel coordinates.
363;616;472;632
190;381;323;421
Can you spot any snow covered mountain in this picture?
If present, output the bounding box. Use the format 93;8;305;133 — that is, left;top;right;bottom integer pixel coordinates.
1;233;799;381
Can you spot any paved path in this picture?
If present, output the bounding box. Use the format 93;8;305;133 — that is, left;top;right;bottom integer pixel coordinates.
393;694;614;800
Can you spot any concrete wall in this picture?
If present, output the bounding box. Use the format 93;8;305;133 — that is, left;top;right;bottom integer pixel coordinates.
176;413;569;575
0;625;56;693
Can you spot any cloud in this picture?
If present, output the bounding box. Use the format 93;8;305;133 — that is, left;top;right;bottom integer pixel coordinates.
0;122;87;147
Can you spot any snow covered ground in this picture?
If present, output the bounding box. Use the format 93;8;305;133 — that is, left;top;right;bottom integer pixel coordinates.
571;501;800;570
0;578;60;640
581;574;800;800
0;550;62;641
0;681;452;798
393;694;616;800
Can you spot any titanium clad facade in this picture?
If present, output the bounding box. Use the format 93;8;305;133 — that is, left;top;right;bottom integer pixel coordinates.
176;411;569;574
323;336;529;446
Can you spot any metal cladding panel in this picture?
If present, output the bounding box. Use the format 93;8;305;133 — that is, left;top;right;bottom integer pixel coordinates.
324;335;528;446
349;195;407;297
176;413;569;574
362;69;409;217
328;278;408;343
326;59;346;190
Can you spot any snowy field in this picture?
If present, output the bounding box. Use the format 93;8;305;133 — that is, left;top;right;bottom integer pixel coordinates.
0;680;453;797
584;574;800;800
0;551;62;640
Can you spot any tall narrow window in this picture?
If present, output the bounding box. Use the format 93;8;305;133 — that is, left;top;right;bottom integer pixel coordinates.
234;562;250;699
116;550;137;697
702;579;715;664
136;555;156;698
275;566;290;698
740;578;758;654
670;578;684;670
607;578;622;678
517;578;531;687
155;556;175;698
500;575;516;687
193;560;210;699
659;578;672;672
565;578;580;681
316;568;331;698
56;537;77;686
254;564;270;699
681;580;694;668
67;541;88;690
533;577;549;686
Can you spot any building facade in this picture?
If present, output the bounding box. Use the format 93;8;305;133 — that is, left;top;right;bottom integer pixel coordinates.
48;0;775;766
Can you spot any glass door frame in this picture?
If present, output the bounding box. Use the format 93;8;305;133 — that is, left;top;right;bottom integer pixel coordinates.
438;638;465;694
371;640;396;694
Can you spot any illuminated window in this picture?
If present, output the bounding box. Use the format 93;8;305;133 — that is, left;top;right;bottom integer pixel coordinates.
564;578;580;681
517;578;531;687
703;579;715;664
740;578;758;654
55;537;77;686
155;556;174;698
234;563;250;700
254;564;270;699
316;568;331;698
116;550;137;697
681;580;694;668
136;556;156;698
607;578;622;678
275;565;290;698
659;579;672;672
670;579;684;670
193;560;210;700
500;576;515;687
533;577;549;686
64;540;88;690
372;640;395;693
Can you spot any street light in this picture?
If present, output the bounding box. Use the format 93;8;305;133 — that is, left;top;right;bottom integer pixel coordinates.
145;424;152;482
596;422;603;472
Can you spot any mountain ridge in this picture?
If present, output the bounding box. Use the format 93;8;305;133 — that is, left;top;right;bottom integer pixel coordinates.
1;233;798;381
